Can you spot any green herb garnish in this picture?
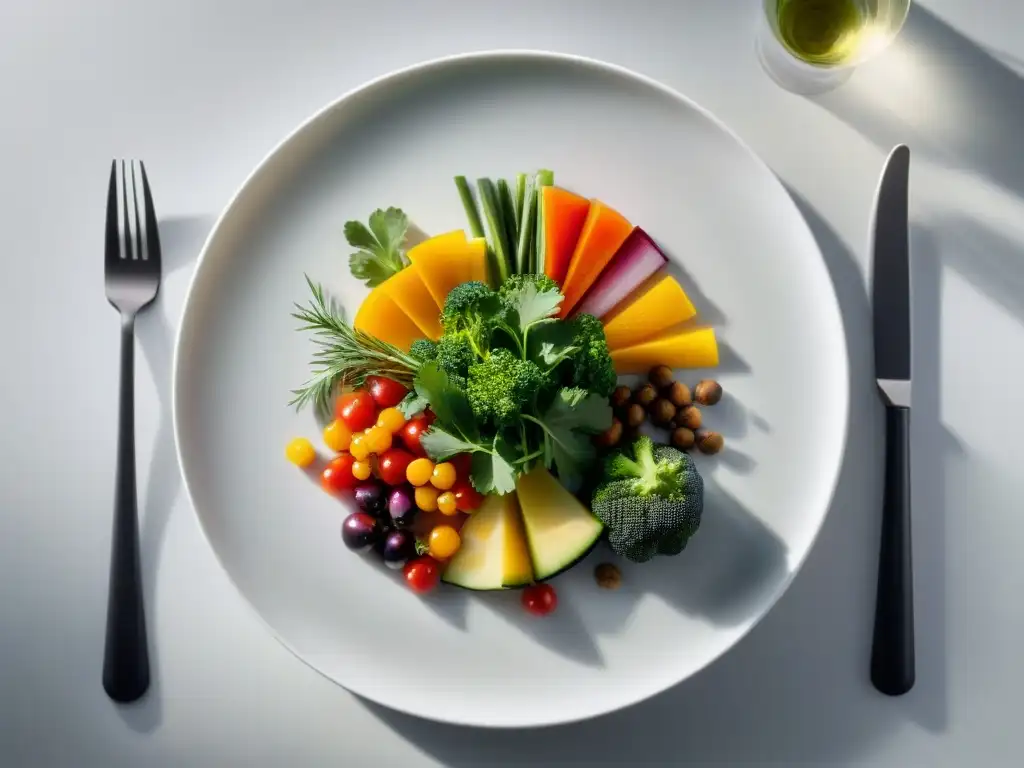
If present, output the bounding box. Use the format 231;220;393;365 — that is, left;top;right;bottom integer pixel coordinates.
346;208;409;288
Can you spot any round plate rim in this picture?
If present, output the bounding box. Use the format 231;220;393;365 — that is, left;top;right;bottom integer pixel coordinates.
171;49;851;728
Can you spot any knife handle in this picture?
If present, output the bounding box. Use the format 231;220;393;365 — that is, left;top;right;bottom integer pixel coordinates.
871;404;915;696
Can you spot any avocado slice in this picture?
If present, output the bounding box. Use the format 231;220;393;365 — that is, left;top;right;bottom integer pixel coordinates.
442;493;533;590
515;468;605;581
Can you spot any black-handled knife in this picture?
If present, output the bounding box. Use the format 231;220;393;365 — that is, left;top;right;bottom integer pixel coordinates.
870;144;915;696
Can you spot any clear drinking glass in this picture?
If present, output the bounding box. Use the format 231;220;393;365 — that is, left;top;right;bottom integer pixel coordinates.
757;0;912;94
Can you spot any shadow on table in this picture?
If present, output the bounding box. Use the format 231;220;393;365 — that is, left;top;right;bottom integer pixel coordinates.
114;215;213;734
813;3;1024;206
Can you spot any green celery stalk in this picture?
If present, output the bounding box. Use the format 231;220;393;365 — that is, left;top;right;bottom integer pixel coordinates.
497;179;518;260
478;178;511;284
454;176;485;239
513;173;527;232
533;169;554;276
516;178;537;275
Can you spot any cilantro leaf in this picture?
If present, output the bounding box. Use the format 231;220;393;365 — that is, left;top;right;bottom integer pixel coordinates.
397;390;430;419
420;427;480;461
470;438;518;495
526;321;577;369
532;388;613;491
412;361;477;439
344;209;409;288
368;208;409;255
504;281;563;331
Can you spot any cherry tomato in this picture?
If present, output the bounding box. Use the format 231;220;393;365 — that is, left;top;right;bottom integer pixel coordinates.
404;557;441;594
406;458;435;487
335;390;377;432
400;415;431;457
428;525;461;559
430;462;457;490
351;460;373;481
377;448;415;486
436;491;458;516
451;453;472;481
364;426;393;454
414;485;439;512
522;584;558;616
452;481;483;512
376;407;407;434
366;376;409;409
321;454;358;494
285;438;316;467
322;420;352;452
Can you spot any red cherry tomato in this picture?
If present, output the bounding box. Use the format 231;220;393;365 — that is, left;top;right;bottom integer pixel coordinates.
522;584;558;616
366;376;409;409
400;415;432;457
451;453;473;482
321;454;358;494
377;448;415;486
451;480;483;512
404;557;441;594
335;390;377;432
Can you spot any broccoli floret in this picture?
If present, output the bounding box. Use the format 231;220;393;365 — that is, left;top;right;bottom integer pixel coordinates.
498;273;560;302
466;348;545;427
435;334;476;381
409;338;438;363
566;313;617;397
591;436;704;563
440;281;507;360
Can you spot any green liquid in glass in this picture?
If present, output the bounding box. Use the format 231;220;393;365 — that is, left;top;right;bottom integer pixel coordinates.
776;0;866;64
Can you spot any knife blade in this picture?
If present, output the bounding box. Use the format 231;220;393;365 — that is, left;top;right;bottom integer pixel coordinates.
873;144;912;406
869;144;915;696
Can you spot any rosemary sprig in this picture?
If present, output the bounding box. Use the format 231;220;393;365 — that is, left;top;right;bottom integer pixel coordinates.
289;276;421;417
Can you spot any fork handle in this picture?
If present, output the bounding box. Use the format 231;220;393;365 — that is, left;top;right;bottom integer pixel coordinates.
103;315;150;703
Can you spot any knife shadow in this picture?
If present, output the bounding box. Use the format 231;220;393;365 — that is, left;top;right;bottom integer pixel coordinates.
114;215;214;734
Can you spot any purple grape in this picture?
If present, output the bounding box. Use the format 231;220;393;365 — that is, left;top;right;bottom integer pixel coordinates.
341;512;382;553
353;481;387;517
382;529;416;570
388;485;417;527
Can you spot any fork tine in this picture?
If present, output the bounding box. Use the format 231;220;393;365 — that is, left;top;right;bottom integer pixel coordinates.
139;161;161;268
105;160;120;265
120;160;133;260
129;162;145;261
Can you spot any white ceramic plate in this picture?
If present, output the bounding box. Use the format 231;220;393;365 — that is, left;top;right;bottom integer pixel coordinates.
173;52;849;727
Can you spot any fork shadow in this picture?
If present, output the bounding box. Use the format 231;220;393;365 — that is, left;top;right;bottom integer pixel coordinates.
114;215;213;733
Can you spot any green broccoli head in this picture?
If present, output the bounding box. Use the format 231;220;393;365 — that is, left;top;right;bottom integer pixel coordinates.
409;338;438;363
567;313;617;397
440;281;509;360
592;436;704;563
435;334;476;381
466;348;545;427
498;273;560;303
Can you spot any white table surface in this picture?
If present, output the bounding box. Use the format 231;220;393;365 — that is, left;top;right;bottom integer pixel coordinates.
3;1;1023;765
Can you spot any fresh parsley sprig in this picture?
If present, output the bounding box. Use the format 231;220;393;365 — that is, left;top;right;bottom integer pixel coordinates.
346;208;409;288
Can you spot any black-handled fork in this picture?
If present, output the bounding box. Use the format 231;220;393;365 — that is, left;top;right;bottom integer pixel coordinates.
103;160;161;702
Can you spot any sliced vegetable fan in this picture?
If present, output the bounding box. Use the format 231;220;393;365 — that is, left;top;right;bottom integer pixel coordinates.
357;176;719;374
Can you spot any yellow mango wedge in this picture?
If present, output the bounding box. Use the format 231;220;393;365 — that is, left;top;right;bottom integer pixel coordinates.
610;327;719;374
376;263;443;340
602;273;696;351
407;231;476;308
353;288;424;352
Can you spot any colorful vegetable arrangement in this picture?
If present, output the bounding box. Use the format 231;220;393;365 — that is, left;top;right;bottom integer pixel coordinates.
286;171;727;615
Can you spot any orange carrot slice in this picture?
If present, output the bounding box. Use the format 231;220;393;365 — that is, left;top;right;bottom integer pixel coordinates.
541;187;591;287
559;201;633;316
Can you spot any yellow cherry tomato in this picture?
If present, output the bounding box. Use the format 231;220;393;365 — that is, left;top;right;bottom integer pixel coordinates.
349;433;371;461
414;485;439;512
430;462;457;490
351;460;373;481
285;437;316;467
363;426;393;455
436;491;458;516
406;457;435;487
376;407;407;434
322;419;353;452
428;525;461;559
